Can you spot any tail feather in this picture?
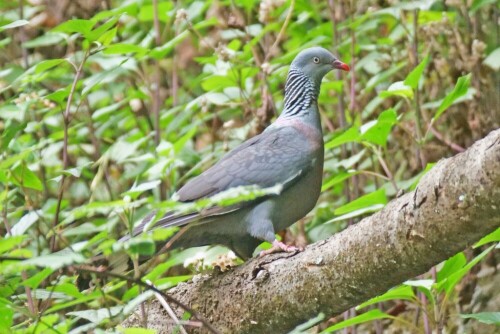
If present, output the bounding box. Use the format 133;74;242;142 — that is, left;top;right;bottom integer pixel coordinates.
120;210;200;242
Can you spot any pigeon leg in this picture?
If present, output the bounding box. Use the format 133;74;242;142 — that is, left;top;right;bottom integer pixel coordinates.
259;240;303;257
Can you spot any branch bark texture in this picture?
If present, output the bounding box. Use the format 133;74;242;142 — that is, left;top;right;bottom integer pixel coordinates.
123;129;500;333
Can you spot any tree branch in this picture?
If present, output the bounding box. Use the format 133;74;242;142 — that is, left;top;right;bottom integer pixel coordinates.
122;129;500;333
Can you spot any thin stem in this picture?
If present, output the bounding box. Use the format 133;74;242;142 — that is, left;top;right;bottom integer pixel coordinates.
18;0;29;68
152;0;166;200
2;188;36;316
52;51;89;251
263;0;295;63
412;9;425;169
75;266;222;334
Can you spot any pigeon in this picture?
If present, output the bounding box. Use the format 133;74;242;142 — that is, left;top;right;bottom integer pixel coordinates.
125;47;349;260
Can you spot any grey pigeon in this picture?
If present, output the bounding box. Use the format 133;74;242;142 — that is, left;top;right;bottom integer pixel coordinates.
126;47;349;259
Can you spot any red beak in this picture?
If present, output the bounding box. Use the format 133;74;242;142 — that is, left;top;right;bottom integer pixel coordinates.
333;60;350;72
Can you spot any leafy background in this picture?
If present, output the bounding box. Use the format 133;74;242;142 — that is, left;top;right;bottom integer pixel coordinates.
0;0;499;333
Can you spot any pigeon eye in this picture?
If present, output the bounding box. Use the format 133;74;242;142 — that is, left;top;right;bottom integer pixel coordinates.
313;57;320;64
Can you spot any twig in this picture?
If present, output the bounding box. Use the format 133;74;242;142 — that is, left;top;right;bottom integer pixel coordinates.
18;0;29;68
263;0;296;63
51;51;89;251
412;9;425;169
146;280;188;334
429;125;465;152
374;147;398;192
75;267;222;334
2;190;37;316
152;0;167;201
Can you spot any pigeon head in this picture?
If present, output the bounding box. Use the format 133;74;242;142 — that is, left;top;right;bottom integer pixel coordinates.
290;47;349;84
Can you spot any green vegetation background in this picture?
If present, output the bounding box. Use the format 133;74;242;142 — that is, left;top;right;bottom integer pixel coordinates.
0;0;499;333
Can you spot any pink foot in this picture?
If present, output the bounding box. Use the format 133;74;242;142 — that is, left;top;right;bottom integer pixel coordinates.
259;240;303;257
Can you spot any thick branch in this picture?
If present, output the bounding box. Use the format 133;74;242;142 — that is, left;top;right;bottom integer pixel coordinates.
123;129;500;333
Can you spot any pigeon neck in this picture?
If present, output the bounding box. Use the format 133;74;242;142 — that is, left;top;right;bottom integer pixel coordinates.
281;67;320;120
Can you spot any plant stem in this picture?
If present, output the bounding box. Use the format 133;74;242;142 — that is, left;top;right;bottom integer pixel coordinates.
51;51;88;251
152;0;167;200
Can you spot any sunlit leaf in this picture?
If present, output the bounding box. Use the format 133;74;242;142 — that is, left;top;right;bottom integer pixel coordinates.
357;285;416;310
321;309;390;333
436;245;495;296
474;228;500;248
10;211;39;236
360;108;397;146
21;268;53;289
379;81;413;99
53;19;95;35
128;239;156;256
11;164;43;191
437;252;466;283
404;55;429;89
433;74;471;121
334;188;387;215
325;127;360;149
35;59;66;74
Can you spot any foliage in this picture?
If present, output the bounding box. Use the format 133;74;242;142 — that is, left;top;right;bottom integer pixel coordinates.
0;0;498;333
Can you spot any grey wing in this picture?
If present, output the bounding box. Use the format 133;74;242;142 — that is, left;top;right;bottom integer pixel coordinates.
132;126;317;234
176;126;316;202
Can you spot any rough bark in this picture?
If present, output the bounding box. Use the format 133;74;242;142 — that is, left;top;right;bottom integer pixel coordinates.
122;129;500;333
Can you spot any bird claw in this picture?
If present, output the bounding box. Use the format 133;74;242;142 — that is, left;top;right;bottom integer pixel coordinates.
259;240;303;257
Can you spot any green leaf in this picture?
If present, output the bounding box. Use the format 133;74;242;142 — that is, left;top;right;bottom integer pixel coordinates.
53;19;95;35
404;279;434;291
436;245;495;296
152;227;178;242
325;127;360;149
173;126;197;153
138;2;174;22
360;108;397;146
460;312;500;325
128;239;156;256
68;306;123;324
23;33;66;48
288;313;325;334
21;268;54;289
0;235;26;254
334;188;387;215
35;59;66;74
149;18;218;59
474;228;500;248
97;27;117;46
357;285;416;310
201;75;237;91
379;81;414;99
483;47;500;71
86;16;119;42
326;204;385;223
433;74;471;121
404;55;429;89
321;309;390;333
103;43;148;55
121;328;157;334
470;0;497;13
0;302;14;332
322;170;358;192
11;164;43;191
0;20;29;31
11;211;39;236
123;180;161;199
437;252;466;283
23;251;86;270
